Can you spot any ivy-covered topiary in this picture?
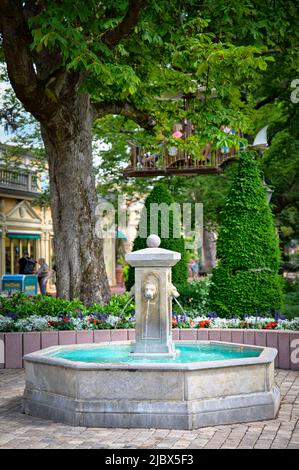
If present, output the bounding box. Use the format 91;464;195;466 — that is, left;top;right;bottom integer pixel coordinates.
125;183;188;291
209;152;283;317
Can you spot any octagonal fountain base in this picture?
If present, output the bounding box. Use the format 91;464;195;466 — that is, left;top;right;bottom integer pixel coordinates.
23;341;280;430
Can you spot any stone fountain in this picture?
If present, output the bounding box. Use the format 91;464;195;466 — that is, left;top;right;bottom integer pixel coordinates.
23;235;280;429
127;234;180;357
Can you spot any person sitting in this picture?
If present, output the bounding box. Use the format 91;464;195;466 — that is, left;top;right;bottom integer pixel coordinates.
172;123;184;139
220;124;236;156
202;142;211;163
169;123;184;157
141;131;167;167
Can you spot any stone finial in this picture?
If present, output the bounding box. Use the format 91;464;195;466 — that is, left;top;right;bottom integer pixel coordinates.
146;234;161;248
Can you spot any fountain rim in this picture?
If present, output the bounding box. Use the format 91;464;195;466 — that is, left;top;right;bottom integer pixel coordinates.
23;340;277;371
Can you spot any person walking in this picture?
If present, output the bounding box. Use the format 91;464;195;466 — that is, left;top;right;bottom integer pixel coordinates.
42;263;56;296
37;258;50;295
191;259;199;280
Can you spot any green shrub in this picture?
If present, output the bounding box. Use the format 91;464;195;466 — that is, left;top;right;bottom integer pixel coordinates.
284;278;299;294
174;279;211;316
209;152;284;317
210;267;284;317
283;286;299;319
125;183;188;291
0;292;135;322
89;293;135;316
0;292;88;318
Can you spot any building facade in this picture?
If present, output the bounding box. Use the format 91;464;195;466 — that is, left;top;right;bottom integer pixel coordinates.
0;144;116;287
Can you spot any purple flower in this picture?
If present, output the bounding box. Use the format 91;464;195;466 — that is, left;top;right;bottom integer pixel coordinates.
274;310;285;321
6;312;18;321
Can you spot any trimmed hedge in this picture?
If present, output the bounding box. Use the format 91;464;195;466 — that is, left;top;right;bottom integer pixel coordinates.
209;152;283;317
126;183;188;291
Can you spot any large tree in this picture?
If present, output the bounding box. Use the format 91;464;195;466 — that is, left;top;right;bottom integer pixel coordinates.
1;0;297;304
0;0;154;304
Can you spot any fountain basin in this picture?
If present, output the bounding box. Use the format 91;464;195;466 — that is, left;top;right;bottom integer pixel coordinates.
23;341;280;429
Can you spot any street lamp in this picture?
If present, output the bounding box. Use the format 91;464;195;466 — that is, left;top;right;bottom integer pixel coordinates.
250;126;274;204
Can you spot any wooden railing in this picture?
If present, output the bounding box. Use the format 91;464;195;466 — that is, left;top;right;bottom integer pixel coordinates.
124;144;238;177
0;168;39;193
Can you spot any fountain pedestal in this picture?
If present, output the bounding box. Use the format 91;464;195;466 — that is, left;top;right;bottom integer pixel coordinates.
126;235;180;357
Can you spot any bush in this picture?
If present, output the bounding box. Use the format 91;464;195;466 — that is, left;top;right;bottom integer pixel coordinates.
174;279;211;316
210;267;284;317
0;292;136;332
125;183;188;291
0;292;134;320
209;152;284;317
0;292;88;318
283;288;299;319
284;278;299;294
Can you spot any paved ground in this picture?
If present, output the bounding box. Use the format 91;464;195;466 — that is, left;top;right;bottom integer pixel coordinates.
0;369;298;449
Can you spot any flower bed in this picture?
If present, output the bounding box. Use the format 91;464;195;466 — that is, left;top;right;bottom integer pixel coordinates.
0;291;298;332
172;314;299;331
1;312;299;333
0;292;135;332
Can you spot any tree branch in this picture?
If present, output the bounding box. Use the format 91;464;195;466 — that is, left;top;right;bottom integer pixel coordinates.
0;0;58;121
254;80;292;110
102;0;146;48
92;101;156;129
254;93;281;110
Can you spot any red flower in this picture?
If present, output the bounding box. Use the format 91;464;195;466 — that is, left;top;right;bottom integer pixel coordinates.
264;322;277;330
199;320;210;329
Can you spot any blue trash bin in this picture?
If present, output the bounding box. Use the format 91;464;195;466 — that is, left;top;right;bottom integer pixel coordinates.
1;274;38;296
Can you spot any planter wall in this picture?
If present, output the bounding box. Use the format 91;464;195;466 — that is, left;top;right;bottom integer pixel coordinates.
0;329;298;371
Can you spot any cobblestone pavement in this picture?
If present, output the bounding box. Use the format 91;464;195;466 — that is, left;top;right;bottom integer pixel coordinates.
0;369;298;449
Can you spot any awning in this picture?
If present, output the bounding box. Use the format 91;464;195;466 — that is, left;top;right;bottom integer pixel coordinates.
7;233;41;239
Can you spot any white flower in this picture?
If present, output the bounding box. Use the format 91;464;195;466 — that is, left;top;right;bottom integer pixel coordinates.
0;315;15;332
14;315;53;332
107;315;119;326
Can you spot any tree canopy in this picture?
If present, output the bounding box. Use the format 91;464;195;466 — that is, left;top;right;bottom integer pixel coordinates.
0;1;299;303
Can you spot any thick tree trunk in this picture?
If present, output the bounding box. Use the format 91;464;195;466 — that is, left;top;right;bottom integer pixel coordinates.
41;93;110;305
0;0;150;306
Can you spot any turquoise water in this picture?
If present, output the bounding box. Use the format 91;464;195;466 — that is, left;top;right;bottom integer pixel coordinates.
51;343;262;364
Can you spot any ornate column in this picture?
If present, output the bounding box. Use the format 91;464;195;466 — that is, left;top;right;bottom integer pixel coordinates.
0;228;6;276
0;199;6;276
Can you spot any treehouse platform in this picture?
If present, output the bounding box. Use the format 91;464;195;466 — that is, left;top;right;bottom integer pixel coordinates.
123;145;237;177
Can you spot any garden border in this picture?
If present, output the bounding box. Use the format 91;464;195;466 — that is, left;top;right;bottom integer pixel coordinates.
0;329;298;370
